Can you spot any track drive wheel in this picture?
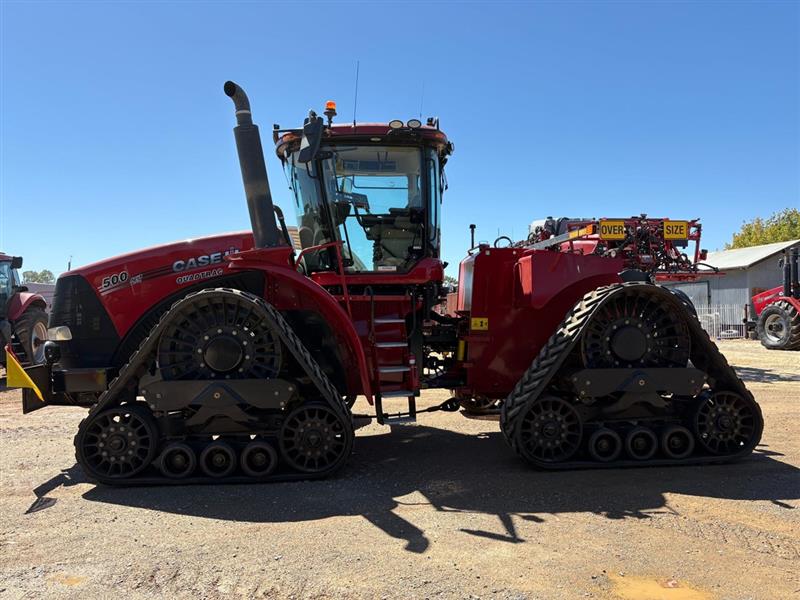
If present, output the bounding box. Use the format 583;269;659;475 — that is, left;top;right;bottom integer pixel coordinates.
156;290;283;381
513;396;583;466
581;287;691;368
757;301;800;350
76;404;159;482
280;403;353;474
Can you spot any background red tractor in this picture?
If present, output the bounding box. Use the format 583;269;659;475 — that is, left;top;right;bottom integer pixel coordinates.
0;253;49;368
6;82;763;485
752;247;800;350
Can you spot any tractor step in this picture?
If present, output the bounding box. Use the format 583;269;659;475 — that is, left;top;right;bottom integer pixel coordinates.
379;415;417;425
375;341;407;349
380;389;415;399
374;317;405;324
378;365;410;374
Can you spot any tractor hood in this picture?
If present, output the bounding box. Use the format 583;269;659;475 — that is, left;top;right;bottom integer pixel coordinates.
48;231;261;368
64;231;256;294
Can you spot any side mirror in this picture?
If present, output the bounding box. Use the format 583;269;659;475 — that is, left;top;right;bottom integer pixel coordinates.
298;115;324;164
11;256;22;269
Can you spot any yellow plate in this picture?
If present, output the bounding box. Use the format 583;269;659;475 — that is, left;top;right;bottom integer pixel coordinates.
664;220;689;239
470;317;489;331
599;220;626;240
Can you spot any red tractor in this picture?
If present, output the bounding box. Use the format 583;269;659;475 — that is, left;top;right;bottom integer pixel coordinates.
0;253;49;368
7;82;762;484
752;247;800;350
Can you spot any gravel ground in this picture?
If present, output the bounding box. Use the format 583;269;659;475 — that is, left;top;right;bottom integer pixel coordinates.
0;339;798;599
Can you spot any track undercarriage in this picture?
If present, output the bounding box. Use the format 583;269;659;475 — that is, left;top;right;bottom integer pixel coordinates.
72;282;764;486
74;288;354;485
500;283;763;469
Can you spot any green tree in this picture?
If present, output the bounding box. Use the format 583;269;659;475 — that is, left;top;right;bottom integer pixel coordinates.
22;269;55;284
727;208;800;249
443;275;459;290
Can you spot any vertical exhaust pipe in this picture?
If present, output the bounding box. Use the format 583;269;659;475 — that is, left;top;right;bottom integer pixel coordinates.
224;81;282;249
783;249;793;298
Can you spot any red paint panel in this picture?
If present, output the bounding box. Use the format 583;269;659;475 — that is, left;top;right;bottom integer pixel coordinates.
458;248;623;398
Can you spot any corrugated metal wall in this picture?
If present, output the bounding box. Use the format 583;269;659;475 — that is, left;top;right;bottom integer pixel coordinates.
706;270;751;307
662;280;710;306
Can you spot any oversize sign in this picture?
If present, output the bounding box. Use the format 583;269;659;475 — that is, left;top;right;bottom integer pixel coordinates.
664;221;689;239
599;220;626;240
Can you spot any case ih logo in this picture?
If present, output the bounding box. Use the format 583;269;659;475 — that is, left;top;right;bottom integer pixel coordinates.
172;247;240;273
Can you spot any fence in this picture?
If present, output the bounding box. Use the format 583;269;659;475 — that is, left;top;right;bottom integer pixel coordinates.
694;304;750;340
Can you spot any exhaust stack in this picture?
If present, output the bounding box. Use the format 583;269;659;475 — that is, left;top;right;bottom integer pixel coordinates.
224;81;282;249
783;249;793;299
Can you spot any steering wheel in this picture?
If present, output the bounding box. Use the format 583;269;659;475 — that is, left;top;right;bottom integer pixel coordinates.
494;236;513;248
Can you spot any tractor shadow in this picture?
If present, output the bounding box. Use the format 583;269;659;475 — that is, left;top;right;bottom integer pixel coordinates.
59;422;800;553
730;365;800;384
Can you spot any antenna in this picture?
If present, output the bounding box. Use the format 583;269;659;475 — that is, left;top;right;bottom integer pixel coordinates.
352;60;360;129
418;80;425;119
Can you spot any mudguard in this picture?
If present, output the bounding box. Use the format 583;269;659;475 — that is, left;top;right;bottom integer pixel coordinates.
230;250;373;402
7;292;47;321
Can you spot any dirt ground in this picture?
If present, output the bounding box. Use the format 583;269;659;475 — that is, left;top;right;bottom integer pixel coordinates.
0;339;798;600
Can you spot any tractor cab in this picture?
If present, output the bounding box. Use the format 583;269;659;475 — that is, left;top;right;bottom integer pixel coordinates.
276;114;452;275
0;254;24;315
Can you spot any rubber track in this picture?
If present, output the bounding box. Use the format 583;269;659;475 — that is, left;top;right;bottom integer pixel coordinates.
500;282;764;469
74;288;354;486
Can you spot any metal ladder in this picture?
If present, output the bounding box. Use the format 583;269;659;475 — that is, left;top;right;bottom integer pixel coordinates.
367;292;418;425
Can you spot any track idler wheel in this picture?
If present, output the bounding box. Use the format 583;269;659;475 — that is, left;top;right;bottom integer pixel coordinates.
625;426;658;460
514;396;583;465
240;441;278;478
76;404;159;481
587;427;623;462
199;441;237;478
280;403;352;474
693;391;762;456
660;425;695;459
158;442;196;479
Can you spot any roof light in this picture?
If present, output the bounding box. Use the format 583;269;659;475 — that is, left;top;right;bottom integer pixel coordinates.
324;100;337;126
389;119;404;129
407;119;421;129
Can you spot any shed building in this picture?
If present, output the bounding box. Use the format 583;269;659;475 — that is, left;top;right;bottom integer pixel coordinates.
664;239;800;309
662;239;800;337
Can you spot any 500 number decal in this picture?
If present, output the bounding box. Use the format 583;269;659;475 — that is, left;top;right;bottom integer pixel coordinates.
100;271;129;291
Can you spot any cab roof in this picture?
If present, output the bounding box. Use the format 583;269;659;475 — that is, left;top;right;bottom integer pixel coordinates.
274;122;451;159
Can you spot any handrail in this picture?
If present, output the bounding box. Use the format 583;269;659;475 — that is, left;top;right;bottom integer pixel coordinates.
296;241;352;318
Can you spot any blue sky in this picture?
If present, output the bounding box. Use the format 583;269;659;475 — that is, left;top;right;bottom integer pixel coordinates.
1;1;798;276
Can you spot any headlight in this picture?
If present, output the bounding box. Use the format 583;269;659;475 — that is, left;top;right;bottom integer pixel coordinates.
47;326;73;341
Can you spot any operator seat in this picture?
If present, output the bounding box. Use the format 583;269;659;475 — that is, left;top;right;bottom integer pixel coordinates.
373;193;422;269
